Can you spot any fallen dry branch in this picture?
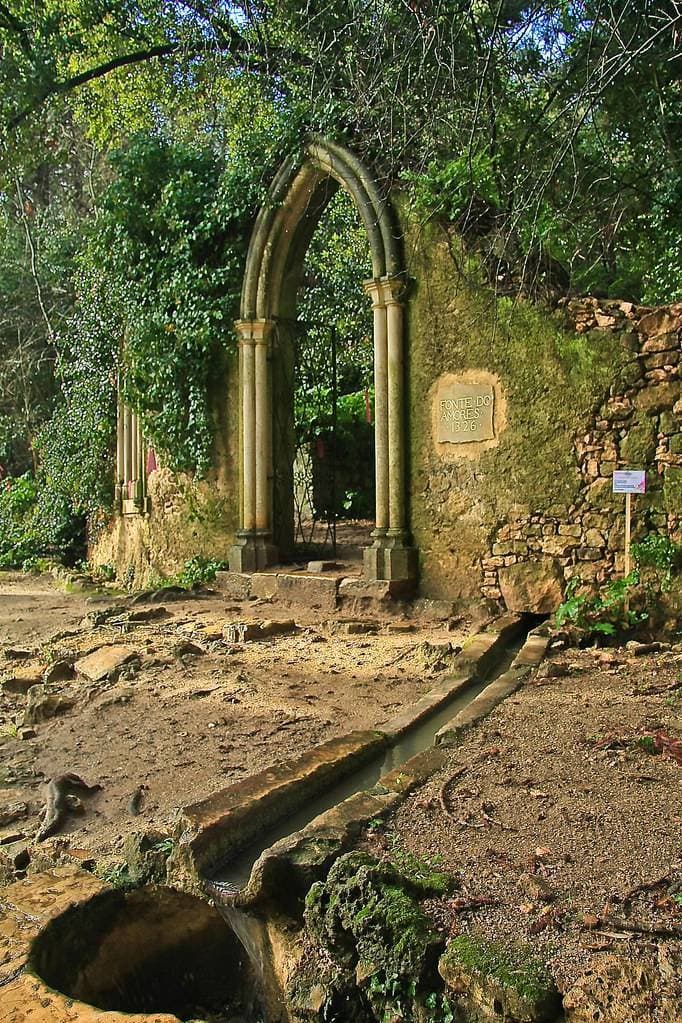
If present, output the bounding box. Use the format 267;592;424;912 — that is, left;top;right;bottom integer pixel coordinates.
438;767;468;819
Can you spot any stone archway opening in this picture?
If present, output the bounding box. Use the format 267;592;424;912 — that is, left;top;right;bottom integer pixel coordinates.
285;188;375;564
229;138;417;585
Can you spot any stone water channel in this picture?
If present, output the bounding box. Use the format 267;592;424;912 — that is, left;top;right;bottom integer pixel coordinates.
15;614;547;1023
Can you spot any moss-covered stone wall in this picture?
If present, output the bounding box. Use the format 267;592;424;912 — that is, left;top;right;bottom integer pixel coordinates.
90;352;240;587
405;223;680;609
91;206;680;605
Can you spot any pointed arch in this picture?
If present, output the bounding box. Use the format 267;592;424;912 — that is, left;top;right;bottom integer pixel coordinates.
230;138;417;585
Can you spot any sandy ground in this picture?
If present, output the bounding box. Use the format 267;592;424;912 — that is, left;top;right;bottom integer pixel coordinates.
361;643;682;1003
0;572;470;859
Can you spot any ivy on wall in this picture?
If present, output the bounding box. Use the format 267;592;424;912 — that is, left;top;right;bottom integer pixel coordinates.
90;132;284;474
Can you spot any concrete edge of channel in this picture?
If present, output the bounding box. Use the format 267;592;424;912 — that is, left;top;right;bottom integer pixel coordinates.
166;614;526;894
228;617;547;914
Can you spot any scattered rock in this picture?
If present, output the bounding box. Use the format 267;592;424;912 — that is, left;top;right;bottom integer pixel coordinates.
0;831;26;846
3;648;32;661
18;726;36;740
222;619;297;643
518;871;556;903
24;685;76;724
0;802;28;828
74;645;140;682
535;661;570;680
327;618;379;636
173;639;205;658
2;671;42;695
42;659;75;684
128;606;168;622
307;561;341;573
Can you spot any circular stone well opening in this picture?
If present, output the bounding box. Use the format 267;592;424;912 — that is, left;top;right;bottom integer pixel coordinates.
30;885;260;1021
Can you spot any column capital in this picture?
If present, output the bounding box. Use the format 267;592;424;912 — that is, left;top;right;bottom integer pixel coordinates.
380;275;407;307
363;278;385;307
234;318;275;345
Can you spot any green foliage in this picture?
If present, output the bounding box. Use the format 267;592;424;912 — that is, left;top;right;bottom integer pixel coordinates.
406;152;500;228
172;555;226;589
87;128;296;474
0;473;80;567
632;533;682;591
555;573;646;641
94;860;135;891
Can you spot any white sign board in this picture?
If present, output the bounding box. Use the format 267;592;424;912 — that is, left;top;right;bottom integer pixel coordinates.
612;470;646;494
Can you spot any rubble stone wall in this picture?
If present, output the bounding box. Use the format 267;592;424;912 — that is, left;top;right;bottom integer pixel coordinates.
482;300;681;609
406;220;680;611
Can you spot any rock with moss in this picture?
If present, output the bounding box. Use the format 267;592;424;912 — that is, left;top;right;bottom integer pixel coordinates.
122;829;173;885
439;935;560;1022
297;851;455;1021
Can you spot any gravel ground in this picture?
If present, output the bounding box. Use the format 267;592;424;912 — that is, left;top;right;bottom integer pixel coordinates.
361;644;682;1003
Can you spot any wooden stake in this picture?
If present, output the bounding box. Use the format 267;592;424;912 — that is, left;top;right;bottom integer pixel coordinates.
624;492;632;579
624;492;632;615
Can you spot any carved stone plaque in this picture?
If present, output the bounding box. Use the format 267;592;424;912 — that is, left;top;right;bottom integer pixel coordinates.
436;381;495;443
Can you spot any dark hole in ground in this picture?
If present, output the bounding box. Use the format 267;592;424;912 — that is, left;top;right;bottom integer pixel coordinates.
29;885;262;1021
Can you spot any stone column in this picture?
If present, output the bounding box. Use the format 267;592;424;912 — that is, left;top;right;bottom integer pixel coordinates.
115;393;125;509
241;330;256;533
363;280;389;581
123;405;133;498
370;277;417;587
229;319;278;572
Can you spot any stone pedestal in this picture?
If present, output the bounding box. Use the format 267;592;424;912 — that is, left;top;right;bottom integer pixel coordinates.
363;528;418;586
229;531;278;573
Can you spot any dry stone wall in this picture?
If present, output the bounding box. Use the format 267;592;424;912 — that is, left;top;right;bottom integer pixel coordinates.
481;300;681;609
406;220;680;611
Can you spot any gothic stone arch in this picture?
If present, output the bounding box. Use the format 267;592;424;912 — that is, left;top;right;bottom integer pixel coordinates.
229;138;418;584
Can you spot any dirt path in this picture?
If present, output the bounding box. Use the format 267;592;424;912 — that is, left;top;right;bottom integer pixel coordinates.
361;643;682;1012
0;572;471;860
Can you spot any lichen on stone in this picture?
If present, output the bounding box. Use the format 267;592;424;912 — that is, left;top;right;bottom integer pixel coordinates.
439;934;560;1022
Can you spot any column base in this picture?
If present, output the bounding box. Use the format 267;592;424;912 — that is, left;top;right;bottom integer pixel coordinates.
363;529;418;586
229;532;278;573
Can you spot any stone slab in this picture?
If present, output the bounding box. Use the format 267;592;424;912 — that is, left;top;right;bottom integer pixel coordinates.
74;645;139;682
214;571;251;600
249;573;278;599
275;574;338;611
170;729;387;884
435;378;495;443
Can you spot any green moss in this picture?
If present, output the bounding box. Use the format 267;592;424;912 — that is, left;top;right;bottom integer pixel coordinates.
304;851;456;1020
620;418;657;464
442;935;555;1004
404;217;629;599
663;467;682;513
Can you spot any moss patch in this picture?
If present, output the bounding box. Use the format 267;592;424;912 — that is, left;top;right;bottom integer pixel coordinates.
439;935;560;1021
299;851;456;1021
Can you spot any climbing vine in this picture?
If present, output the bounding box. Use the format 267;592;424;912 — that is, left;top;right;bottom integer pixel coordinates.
88;131;290;474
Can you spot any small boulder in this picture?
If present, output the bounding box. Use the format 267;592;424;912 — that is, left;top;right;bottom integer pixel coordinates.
439;935;560;1022
42;659;75;684
123;829;172;884
499;559;564;614
24;685;76;724
75;645;139;682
